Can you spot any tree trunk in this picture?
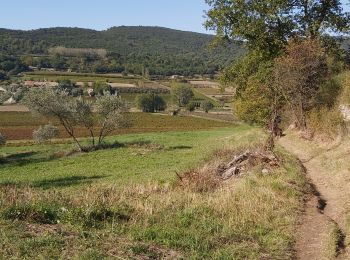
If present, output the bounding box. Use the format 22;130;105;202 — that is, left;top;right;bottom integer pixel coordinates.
59;118;83;152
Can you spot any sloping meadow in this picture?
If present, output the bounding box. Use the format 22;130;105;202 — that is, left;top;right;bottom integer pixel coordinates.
0;127;308;259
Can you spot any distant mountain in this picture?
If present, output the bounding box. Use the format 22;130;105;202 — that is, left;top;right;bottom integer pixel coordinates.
0;26;244;76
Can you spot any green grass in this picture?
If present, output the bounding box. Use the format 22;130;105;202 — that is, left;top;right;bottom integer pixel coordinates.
193;88;220;106
0;126;308;259
0;126;251;187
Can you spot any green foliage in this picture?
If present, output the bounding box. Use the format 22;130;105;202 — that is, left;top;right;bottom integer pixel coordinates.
274;38;328;129
24;88;128;149
0;26;244;76
186;102;196;112
200;100;214;113
308;107;345;138
171;84;194;106
13;87;29;102
206;0;293;57
136;94;153;112
315;77;342;109
233;60;277;126
0;127;308;259
0;54;29;77
2;203;60;224
234;81;273;126
207;0;349;131
205;0;349;53
92;81;112;95
57;79;75;93
221;50;270;94
0;70;8;80
153;95;167;112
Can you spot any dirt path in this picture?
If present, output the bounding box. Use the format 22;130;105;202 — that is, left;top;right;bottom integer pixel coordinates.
279;135;350;259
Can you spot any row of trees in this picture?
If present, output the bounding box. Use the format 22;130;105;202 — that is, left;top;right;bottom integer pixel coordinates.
206;0;350;148
135;92;214;113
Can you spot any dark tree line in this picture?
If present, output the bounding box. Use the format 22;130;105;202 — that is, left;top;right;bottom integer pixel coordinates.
0;26;244;76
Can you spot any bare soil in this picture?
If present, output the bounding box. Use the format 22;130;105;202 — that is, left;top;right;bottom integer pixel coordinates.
279;134;350;259
0;105;29;112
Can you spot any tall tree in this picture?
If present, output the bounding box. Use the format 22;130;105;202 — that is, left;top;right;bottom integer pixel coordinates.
274;38;328;130
205;0;349;52
205;0;349;149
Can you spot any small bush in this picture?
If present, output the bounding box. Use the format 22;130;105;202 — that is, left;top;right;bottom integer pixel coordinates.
71;205;132;228
2;203;60;224
200;100;214;113
186;102;196;112
33;124;59;144
308;107;345;139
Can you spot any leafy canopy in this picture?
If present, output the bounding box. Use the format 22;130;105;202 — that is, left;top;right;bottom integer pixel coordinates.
171;84;194;107
205;0;350;56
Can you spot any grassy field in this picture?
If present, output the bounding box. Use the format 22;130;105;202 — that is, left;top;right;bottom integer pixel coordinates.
0;127;248;186
0;112;232;140
0;125;308;259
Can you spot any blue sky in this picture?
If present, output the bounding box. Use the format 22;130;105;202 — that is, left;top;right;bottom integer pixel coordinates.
0;0;349;34
0;0;210;33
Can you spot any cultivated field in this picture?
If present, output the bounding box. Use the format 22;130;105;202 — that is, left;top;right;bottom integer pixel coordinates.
0;112;232;140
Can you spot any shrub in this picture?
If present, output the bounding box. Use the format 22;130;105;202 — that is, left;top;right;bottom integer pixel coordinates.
154;95;167;112
136;93;167;113
171;84;194;106
200;100;214;113
308;107;345;139
79;206;131;228
274;38;328;130
57;79;75;93
186;102;196;112
33;124;59;144
234;78;274;126
93;81;113;95
71;87;84;97
2;203;60;224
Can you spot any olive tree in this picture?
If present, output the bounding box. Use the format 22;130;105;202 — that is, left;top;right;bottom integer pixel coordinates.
136;93;167;112
95;93;129;145
171;84;194;106
25;88;128;151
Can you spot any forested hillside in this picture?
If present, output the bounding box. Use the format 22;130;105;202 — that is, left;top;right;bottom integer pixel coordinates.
0;26;244;76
